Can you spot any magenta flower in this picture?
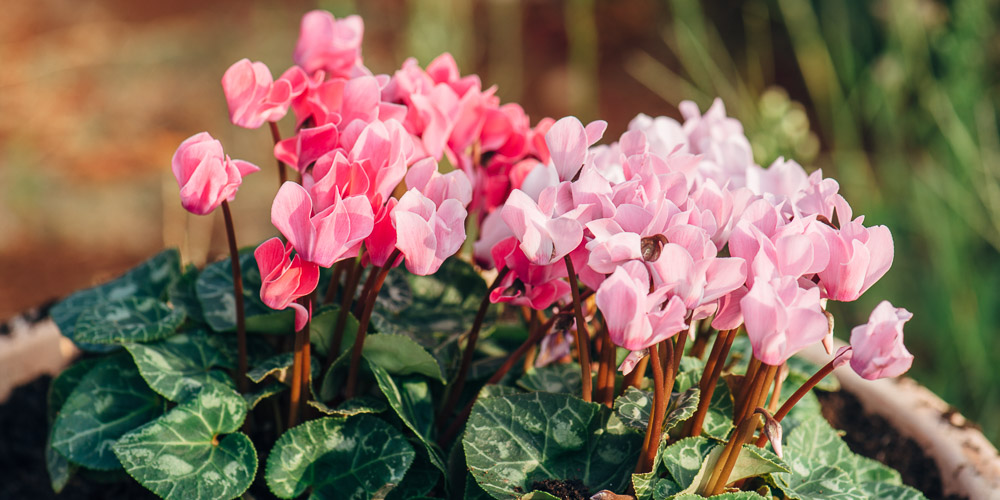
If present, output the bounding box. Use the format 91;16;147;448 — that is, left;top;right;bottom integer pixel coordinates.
254;237;320;331
274;123;341;174
391;188;468;275
293;10;364;78
171;132;259;215
489;237;571;310
221;59;294;129
365;198;399;268
817;218;894;301
270;181;374;268
740;276;828;365
849;301;914;380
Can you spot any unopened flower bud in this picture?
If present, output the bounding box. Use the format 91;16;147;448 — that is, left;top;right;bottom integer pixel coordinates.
754;408;783;458
640;234;668;262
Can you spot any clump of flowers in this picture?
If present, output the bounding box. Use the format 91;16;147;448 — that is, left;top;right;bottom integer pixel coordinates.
44;10;925;500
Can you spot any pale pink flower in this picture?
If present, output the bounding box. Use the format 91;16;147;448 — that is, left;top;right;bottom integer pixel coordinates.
392;188;468;275
817;217;894;301
500;187;588;266
293;11;364;78
254;237;320;331
741;276;828;365
545;116;607;181
405;157;473;208
221;59;294;129
849;301;913;380
171;132;259;216
595;263;688;351
270;181;373;267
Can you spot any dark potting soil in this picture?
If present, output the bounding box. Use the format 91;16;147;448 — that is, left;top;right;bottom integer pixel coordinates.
0;374;960;500
817;389;965;500
530;478;590;499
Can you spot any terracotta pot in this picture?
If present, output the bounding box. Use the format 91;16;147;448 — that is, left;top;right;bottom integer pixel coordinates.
798;342;1000;500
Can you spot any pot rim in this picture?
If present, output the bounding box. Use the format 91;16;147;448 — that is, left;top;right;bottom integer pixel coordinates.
798;341;1000;499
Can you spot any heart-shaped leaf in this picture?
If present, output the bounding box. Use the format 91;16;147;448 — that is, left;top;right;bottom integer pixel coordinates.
363;333;445;382
664;387;700;434
309;305;359;358
168;264;205;325
45;358;102;492
74;297;185;345
51;355;166;469
113;384;257;500
517;362;584;395
370;362;447;473
245;383;286;410
247;353;296;384
124;330;235;401
860;482;927;499
614;387;653;431
51;249;181;342
463;392;643;498
772;462;865;499
265;415;415;499
195;250;293;333
309;395;388;417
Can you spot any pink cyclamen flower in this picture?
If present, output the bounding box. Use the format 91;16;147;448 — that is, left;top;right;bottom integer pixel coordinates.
392;188;468;275
172;132;259;215
221;59;293;129
254;237;320;331
271;181;374;268
818;217;894;301
545;116;607;181
741;276;828;366
849;301;913;380
293;11;364;78
595;263;688;352
500;188;587;266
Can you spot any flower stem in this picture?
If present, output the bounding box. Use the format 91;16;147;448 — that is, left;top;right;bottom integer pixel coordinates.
437;310;559;446
706;363;778;495
323;258;365;376
636;342;666;473
596;320;616;406
220;200;248;394
323;259;350;305
563;255;593;402
754;358;837;447
440;267;510;417
344;249;401;400
684;328;736;437
268;121;288;185
287;299;311;428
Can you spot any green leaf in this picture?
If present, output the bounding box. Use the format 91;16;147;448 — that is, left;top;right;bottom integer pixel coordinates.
247;352;295;384
51;248;181;342
517;362;583;395
371;257;489;346
386;446;440;500
124;330;235;402
860;482;927;499
664;387;700;434
632;471;681;500
363;333;445;382
309;305;359;358
47;357;102;423
672;492;767;499
113;384;257;500
675;362;733;440
195;250;294;333
659;436;717;489
520;492;561;500
264;415;415;499
463;392;644;498
245;383;285;410
309;396;388;417
853;455;902;485
45;435;73;493
74;297;185;345
51;356;166;470
773;462;866;499
783;416;856;474
168;264;205;324
370;361;447;474
614;387;653;431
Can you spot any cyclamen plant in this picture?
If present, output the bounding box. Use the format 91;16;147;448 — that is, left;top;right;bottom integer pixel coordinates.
42;9;925;500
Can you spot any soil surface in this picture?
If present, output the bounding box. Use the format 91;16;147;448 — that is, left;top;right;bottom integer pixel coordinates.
531;478;590;499
0;375;961;499
817;389;965;500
